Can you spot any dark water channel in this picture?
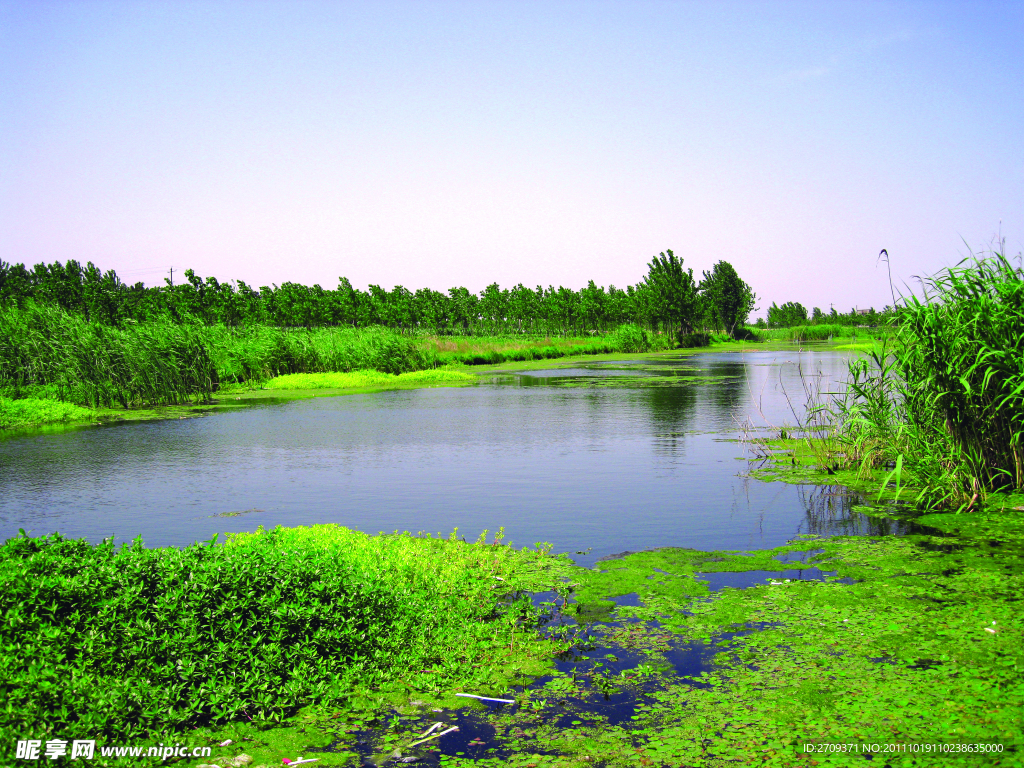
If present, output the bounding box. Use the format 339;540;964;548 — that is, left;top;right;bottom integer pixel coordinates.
0;350;914;562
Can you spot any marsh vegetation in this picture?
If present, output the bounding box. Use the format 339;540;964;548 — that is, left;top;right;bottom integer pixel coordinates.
0;251;758;428
0;526;567;756
2;249;1021;766
766;251;1024;513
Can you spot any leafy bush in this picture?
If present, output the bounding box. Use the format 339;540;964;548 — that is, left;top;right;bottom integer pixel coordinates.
0;526;554;746
607;323;651;353
676;332;710;348
731;327;759;341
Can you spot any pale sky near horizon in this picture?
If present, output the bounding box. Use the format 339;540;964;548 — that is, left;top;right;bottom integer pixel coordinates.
2;1;1021;316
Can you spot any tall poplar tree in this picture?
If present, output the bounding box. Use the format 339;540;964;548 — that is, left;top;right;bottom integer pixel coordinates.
700;261;757;337
642;249;700;336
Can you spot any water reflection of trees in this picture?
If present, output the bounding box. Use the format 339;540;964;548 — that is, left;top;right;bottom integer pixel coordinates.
700;360;748;419
796;485;928;537
641;385;698;455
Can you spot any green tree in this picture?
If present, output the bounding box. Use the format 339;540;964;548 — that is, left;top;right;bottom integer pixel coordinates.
700;261;756;337
767;301;808;328
642;249;699;336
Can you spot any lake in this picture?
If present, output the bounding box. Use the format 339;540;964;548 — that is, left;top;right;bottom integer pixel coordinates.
0;349;907;564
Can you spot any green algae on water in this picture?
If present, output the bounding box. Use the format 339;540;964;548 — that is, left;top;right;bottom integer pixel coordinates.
207;518;1023;767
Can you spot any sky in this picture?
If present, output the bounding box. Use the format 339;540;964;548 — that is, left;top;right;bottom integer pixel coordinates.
1;1;1022;316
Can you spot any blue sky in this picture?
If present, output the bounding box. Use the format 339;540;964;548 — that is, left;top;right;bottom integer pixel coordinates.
1;1;1021;315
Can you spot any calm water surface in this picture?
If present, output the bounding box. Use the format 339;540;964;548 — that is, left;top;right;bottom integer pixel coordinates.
0;350;903;563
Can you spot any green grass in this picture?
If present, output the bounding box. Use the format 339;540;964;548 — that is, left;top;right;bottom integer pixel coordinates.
0;525;569;765
0;396;95;429
265;368;477;391
831;340;877;352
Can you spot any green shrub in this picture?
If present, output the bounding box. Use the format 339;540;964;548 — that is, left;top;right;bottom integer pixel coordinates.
607;323;651;353
731;327;759;341
676;331;710;348
0;526;554;745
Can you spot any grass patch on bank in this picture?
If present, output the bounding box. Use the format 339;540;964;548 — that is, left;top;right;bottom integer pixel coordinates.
0;396;96;429
265;368;477;391
0;525;571;766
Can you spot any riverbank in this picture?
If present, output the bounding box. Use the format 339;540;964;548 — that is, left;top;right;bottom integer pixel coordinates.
160;507;1021;767
1;337;845;436
0;525;573;767
0;368;478;435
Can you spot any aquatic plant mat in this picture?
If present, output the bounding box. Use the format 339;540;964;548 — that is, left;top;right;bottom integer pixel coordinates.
5;515;1020;767
280;523;1019;768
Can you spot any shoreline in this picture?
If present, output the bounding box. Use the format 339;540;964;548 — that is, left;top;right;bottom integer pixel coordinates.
0;338;869;438
4;506;1017;766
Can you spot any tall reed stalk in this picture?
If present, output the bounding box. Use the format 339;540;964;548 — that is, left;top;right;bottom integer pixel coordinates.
823;252;1024;510
0;303;216;407
205;324;426;384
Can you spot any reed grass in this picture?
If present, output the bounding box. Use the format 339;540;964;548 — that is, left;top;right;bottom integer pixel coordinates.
419;336;613;365
750;323;868;342
0;305;700;415
0;303;216;408
816;252;1024;510
208;325;425;384
416;326;674;366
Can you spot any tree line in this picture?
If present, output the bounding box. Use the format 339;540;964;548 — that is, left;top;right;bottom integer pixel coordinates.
761;301;897;328
0;251;759;337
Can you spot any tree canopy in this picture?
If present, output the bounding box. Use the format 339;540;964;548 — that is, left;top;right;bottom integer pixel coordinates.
1;253;762;338
642;250;700;336
701;261;756;337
